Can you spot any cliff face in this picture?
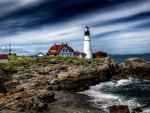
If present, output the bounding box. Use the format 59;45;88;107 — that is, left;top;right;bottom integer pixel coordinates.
0;56;149;112
0;57;117;112
57;58;117;91
4;57;117;92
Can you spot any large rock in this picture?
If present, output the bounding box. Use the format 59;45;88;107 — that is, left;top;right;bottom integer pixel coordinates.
0;87;55;112
8;87;24;95
13;72;35;81
8;97;47;112
125;58;144;63
57;58;118;91
114;58;150;80
0;84;7;94
4;81;19;90
131;107;143;113
0;68;14;93
37;91;55;103
33;102;48;111
107;105;130;113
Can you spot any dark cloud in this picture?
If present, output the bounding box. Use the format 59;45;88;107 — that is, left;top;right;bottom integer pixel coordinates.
131;21;150;29
92;11;150;27
0;0;150;54
0;0;144;36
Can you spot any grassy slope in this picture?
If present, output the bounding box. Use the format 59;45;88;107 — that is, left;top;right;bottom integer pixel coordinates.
0;56;102;72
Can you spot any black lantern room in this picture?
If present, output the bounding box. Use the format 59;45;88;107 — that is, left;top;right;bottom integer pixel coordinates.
84;25;90;36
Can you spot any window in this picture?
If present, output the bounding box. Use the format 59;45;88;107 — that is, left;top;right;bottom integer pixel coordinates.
63;49;68;52
51;50;56;52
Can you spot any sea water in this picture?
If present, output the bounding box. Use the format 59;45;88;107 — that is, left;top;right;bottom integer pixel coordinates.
81;78;150;113
110;54;150;63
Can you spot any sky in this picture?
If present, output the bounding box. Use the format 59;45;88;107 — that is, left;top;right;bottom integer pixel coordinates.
0;0;150;55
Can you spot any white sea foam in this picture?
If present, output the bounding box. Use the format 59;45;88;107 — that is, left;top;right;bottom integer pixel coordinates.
81;89;140;109
116;79;132;86
114;77;149;86
143;108;150;113
82;90;119;100
119;98;141;109
80;78;150;113
89;81;115;90
80;78;147;111
81;89;121;111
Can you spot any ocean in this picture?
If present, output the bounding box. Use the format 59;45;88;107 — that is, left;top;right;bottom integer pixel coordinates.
80;55;150;113
109;54;150;63
81;78;150;113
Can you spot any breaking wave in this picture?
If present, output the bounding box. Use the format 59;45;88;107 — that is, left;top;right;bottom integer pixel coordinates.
80;78;150;113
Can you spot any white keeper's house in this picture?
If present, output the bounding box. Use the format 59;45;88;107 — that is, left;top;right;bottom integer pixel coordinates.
46;42;86;58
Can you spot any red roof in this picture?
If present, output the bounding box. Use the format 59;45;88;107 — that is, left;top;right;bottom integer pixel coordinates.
0;54;8;59
47;43;74;55
74;51;86;57
74;51;80;55
80;52;86;57
94;51;107;55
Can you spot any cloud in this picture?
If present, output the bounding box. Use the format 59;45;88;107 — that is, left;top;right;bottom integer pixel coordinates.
0;0;150;55
0;0;42;17
66;0;150;26
93;29;150;54
0;45;39;56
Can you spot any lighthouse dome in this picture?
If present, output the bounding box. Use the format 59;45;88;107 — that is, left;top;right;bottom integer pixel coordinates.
84;25;90;36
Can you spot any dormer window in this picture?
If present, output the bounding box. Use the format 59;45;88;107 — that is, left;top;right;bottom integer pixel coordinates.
51;50;56;52
63;49;68;52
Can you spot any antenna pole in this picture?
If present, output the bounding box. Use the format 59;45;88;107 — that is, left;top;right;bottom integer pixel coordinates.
9;43;11;55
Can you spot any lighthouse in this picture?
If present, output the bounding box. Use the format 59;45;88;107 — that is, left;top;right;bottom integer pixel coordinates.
84;26;92;59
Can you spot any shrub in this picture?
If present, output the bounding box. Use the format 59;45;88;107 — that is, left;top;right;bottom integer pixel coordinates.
0;62;17;71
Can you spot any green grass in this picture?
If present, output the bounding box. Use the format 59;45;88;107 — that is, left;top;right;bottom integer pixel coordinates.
43;63;52;67
90;59;101;66
0;55;102;72
0;61;18;71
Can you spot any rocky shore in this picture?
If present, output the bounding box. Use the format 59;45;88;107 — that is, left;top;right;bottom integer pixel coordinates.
0;56;149;113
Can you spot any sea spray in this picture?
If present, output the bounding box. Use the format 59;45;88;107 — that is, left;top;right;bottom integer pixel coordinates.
80;78;150;112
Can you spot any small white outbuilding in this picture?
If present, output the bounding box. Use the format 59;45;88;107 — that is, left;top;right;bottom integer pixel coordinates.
36;52;45;57
0;54;8;62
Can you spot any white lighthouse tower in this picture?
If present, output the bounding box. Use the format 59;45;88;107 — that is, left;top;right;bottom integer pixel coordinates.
84;26;92;59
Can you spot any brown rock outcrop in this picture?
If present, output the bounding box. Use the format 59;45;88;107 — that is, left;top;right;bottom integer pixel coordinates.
107;105;130;113
131;107;143;113
57;58;117;91
114;58;150;80
0;87;55;112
